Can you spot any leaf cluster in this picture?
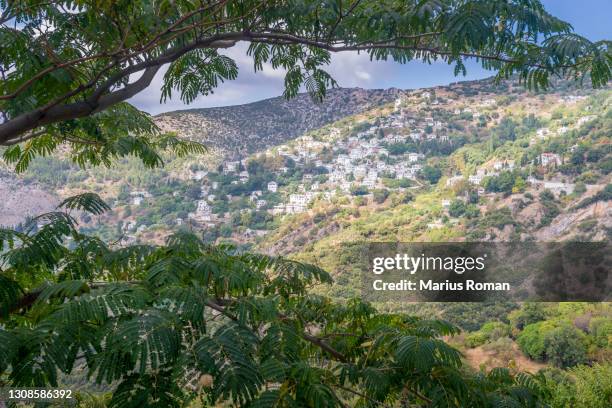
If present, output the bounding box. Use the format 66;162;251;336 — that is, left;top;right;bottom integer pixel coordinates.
0;193;552;407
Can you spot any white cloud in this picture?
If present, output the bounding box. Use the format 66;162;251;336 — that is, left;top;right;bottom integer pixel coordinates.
354;70;371;81
128;42;493;114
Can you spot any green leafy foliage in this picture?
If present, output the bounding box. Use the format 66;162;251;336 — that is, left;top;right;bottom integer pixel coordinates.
543;325;588;368
1;0;610;170
58;193;111;215
543;363;612;408
421;165;442;184
517;320;588;368
465;321;511;348
1;103;207;172
0;195;554;406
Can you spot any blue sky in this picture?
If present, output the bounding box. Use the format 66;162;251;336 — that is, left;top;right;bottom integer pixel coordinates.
130;0;612;114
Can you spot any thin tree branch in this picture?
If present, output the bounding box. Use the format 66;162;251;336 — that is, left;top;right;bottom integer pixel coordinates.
0;34;243;144
202;298;349;363
8;283;353;366
1;130;47;145
332;384;394;408
0;54;109;101
0;28;581;145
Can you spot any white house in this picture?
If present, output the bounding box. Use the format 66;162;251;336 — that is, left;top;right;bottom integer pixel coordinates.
543;182;574;195
223;161;239;173
540;153;562;167
446;175;464;187
329;171;344;183
289;194;308;206
267;181;278;192
536;128;551;139
576;115;596;126
410;164;422;173
468;174;483;185
190;200;213;222
191;170;207;181
353;165;367;178
409;132;422;141
130;190;151;198
271;204;285;215
349;147;364;160
337;155;351;167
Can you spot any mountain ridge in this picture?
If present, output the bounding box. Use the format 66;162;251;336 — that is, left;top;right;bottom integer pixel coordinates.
154;87;403;157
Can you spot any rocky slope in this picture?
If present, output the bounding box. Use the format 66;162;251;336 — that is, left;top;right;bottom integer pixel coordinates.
0;171;59;227
155;87;402;157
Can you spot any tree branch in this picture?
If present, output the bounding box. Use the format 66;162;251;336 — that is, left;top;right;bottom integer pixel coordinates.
332;384;394;408
0;34;241;145
203;298;349;363
7;283;352;366
1;130;47;146
0;28;575;145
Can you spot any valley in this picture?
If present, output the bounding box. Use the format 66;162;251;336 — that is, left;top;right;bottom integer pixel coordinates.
2;76;610;376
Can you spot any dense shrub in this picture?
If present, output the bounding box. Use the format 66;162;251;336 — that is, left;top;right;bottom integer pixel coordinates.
373;189;390;204
465;321;511;348
518;321;587;367
441;302;518;332
484;171;516;194
544;325;588;368
517;321;552;361
480;207;517;229
589;317;612;347
569;363;612;408
421;165;442;184
509;303;547;330
448;200;467;217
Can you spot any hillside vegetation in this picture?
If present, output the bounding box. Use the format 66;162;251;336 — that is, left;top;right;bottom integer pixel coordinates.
155;87;402;157
2;78;610;404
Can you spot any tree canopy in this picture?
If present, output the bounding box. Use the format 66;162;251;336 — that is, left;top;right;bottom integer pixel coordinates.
0;0;610;170
1;193;555;407
0;3;610;405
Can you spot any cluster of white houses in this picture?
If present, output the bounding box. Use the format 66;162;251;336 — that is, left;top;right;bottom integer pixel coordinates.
180;93;595;221
530;114;597;145
204;100;449;216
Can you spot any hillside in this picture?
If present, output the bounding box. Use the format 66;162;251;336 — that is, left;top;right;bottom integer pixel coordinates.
155;87;402;157
0;169;59;227
3;76;611;381
8;77;610;248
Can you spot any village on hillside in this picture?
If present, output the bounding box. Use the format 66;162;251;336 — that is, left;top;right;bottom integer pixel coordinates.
3;78;609;248
145;81;606;246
